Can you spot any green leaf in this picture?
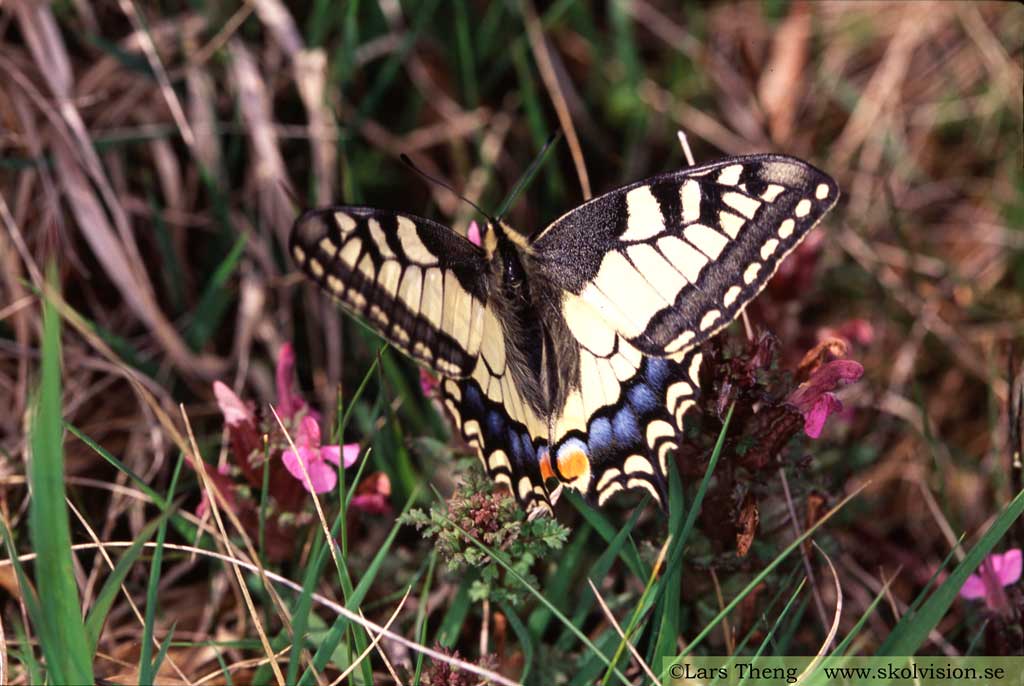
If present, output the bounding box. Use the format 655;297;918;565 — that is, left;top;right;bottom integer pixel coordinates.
85;514;166;652
28;269;93;684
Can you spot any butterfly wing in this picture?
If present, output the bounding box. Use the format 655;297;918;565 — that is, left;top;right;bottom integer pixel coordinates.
439;372;553;513
546;343;703;508
531;154;839;357
530;154;838;507
290;207;490;378
292;206;553;511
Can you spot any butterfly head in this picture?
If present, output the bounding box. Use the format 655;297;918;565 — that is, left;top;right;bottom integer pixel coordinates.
481;219;531;257
478;219;539;311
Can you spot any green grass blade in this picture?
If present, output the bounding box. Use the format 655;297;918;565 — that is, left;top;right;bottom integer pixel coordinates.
651;460;685;664
85;514;164;652
354;0;440;124
66;423;197;541
444;515;632;686
734;580;808;686
601;529;677;684
659;484;866;682
494;130;563;221
555;504;645;653
617;402;736;652
296;486;422;685
411;550;438;685
771;594;811;655
435;577;473;648
139;456;185;682
527;522;591;637
28;270;93;684
184;232;248;350
838;586;890;656
724;565;804;659
10;615;43;686
570;629;626;686
566;490;649;580
287;532;329;685
67;423;165;507
877;486;1024;655
454;0;479;109
0;517;48;682
209;640;236;686
149;622;177;680
500;601;534;682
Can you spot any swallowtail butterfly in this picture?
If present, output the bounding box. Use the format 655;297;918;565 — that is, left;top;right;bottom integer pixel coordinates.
290;154;839;515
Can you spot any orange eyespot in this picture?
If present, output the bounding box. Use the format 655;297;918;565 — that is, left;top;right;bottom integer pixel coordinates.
556;448;589;480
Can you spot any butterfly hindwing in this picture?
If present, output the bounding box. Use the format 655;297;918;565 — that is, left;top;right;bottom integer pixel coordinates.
290;207;489;378
440;374;553;513
541;338;703;508
531;154;839;358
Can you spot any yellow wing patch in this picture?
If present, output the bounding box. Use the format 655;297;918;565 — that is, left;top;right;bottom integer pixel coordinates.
291;207;488;379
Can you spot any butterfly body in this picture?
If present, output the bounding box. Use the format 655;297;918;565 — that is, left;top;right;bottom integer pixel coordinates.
291;154;839;514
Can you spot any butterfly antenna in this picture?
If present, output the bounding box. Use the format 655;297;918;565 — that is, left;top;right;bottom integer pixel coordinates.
495;128;563;224
399;154;498;227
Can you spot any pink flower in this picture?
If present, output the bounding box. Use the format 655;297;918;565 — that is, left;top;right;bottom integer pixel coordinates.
276;342;316;421
419;368;439;396
960;549;1021;615
283;416;360;493
212;380;262;472
213;381;253;426
788;359;864;438
467;221;482;247
349;472;392;515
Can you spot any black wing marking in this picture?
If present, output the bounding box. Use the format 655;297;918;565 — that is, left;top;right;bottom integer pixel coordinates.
290;207;490;378
440;373;553;514
530;154;839;357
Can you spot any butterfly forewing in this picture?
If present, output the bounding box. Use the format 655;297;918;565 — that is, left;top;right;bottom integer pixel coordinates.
290;207;489;378
531;154;839;358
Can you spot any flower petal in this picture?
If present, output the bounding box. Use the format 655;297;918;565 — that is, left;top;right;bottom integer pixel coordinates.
343;443;360;468
213;381;253;426
275;342;305;419
811;359;864;391
282;448;305;481
296;415;321;450
419;368;438;397
959;573;988;600
305;458;339;493
350;493;390;514
350;472;391;514
320;444;339;465
803;393;843;438
320;442;360;468
993;549;1023;586
283;447;317;489
467;220;482;247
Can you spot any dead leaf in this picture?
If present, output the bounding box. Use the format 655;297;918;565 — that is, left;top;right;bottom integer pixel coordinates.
736;493;759;557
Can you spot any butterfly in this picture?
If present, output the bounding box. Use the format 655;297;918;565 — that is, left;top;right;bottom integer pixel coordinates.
290;154;839;515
